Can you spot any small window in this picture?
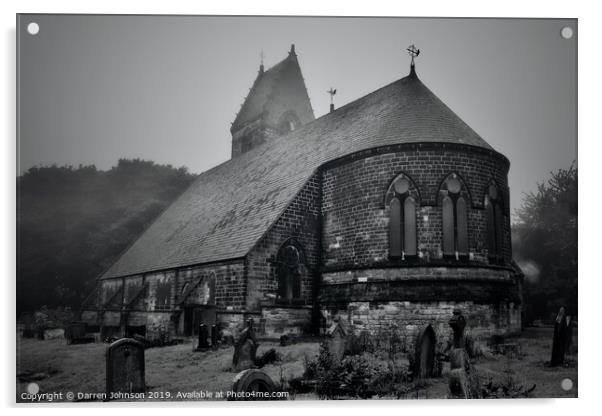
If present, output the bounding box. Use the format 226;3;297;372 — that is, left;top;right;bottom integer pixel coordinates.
155;279;172;311
276;241;303;302
279;112;300;134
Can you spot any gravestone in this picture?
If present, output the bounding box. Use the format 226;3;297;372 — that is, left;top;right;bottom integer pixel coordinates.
211;325;218;349
550;307;568;366
449;309;466;348
65;321;93;344
326;319;347;361
106;338;145;397
195;324;211;351
230;369;277;401
279;334;291;346
233;319;258;371
447;310;480;399
564;315;574;354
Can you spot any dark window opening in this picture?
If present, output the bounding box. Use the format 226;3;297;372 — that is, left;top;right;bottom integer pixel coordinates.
441;175;469;260
485;182;504;264
155;280;172;311
388;175;418;260
276;241;303;302
278;112;301;134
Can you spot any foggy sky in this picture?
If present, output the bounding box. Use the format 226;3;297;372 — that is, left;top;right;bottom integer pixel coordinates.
17;15;577;215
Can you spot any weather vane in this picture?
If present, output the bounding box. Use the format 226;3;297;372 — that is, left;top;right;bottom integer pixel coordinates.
327;87;337;105
327;87;337;112
407;44;420;66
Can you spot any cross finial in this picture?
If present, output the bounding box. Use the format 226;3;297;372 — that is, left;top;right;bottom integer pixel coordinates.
406;44;420;67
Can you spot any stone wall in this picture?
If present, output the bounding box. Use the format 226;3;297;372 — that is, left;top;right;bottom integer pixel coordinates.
258;306;313;338
321;145;512;268
322;299;521;352
246;172;321;311
176;261;245;310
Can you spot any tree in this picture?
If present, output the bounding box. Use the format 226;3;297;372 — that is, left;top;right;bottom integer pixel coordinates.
512;164;577;323
17;159;197;314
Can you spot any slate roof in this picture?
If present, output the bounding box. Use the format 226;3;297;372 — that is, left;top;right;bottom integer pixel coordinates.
101;68;496;279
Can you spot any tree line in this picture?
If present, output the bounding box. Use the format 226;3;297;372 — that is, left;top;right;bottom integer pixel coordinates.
17;159;197;314
512;164;577;323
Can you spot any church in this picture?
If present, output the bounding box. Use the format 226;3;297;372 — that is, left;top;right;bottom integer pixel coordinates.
81;44;523;347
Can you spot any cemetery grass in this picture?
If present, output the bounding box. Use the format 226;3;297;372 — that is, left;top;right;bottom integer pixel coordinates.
474;327;578;398
16;337;320;402
16;327;576;402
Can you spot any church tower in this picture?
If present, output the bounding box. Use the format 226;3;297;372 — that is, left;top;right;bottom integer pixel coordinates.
230;44;315;158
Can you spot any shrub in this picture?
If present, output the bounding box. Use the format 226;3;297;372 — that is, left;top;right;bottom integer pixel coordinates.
301;342;411;399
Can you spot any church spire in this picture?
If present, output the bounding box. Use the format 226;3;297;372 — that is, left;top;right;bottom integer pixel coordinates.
230;45;315;158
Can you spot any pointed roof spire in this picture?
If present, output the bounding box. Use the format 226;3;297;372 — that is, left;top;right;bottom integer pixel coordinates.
289;43;296;56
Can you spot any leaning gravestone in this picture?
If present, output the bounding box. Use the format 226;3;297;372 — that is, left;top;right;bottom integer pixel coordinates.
106;338;145;397
230;369;277;401
326;319;347;361
233;319;258;371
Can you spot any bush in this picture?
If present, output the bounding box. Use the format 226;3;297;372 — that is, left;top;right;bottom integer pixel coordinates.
300;342;411;399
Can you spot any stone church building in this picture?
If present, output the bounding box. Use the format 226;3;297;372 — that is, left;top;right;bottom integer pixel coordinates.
81;45;523;347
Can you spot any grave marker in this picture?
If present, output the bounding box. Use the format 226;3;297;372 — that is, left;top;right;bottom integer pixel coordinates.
326;319;347;361
233;319;258;371
195;324;211;351
106;338;145;398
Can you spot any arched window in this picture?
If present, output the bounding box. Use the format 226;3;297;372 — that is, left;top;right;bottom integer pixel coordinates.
485;182;504;263
278;112;300;134
276;240;304;302
440;174;469;259
386;174;418;259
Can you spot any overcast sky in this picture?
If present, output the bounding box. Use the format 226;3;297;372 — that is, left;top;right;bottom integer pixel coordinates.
17;15;576;215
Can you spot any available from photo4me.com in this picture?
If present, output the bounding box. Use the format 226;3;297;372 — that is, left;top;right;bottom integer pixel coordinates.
16;15;577;402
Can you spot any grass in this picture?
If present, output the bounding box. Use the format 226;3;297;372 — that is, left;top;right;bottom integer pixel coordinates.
16;337;319;402
15;327;576;402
